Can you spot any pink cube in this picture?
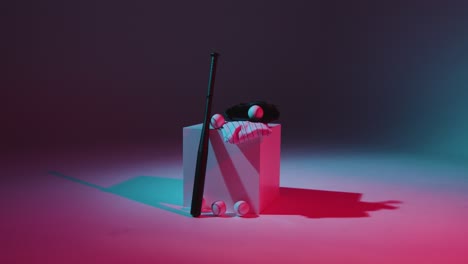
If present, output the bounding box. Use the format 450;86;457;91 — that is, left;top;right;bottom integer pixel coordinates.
183;123;281;215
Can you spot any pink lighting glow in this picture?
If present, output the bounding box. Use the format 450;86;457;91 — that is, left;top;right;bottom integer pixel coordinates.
1;146;467;264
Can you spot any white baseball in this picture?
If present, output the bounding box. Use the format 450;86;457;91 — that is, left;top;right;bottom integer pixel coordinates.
211;200;227;216
210;113;225;129
233;200;250;216
248;105;264;120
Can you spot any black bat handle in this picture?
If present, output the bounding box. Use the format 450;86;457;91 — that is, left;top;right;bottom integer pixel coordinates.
190;52;220;217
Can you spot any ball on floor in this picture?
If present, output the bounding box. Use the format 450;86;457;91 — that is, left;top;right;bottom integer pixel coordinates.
234;200;250;216
211;200;227;216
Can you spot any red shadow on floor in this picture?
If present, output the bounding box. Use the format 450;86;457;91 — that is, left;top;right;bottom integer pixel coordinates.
262;187;401;218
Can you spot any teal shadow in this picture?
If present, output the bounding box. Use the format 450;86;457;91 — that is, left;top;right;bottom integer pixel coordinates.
49;171;190;217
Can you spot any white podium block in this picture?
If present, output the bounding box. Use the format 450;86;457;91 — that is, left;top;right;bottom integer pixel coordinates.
183;123;281;215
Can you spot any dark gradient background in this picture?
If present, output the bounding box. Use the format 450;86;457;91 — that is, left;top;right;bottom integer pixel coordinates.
2;2;468;263
2;0;468;160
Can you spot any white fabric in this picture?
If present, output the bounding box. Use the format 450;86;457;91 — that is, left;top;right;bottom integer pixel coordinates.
219;121;272;144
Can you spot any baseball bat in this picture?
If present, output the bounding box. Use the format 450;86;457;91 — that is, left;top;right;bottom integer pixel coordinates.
190;52;220;217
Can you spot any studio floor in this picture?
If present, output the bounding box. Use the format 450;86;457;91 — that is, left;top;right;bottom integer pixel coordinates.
1;144;467;264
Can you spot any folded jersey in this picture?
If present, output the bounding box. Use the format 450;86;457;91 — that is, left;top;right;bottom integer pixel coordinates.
220;121;272;144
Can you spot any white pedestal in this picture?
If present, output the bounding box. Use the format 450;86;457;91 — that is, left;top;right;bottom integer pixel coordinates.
183;123;281;215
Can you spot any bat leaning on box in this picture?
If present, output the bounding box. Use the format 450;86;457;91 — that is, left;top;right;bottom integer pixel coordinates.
190;52;220;217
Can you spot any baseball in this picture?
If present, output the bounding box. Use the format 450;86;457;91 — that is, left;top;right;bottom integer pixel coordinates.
211;200;227;216
210;113;225;129
233;200;250;216
248;105;264;120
